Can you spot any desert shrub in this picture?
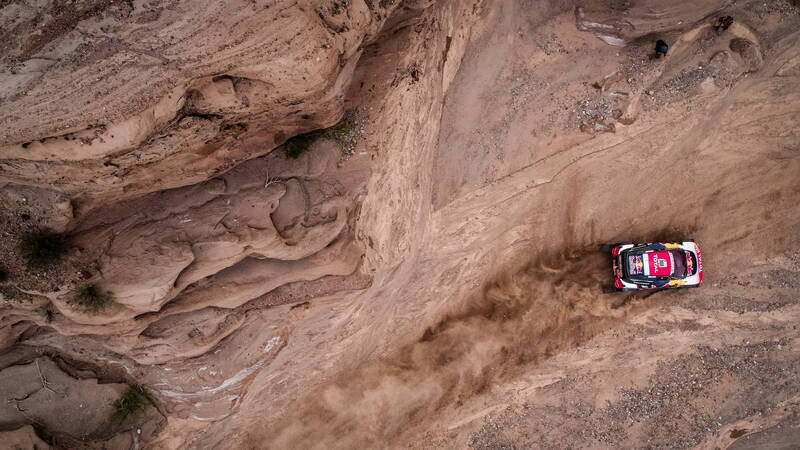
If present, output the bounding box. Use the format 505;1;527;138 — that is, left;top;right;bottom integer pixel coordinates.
283;119;355;159
592;82;602;89
70;284;113;313
111;388;148;422
44;309;55;323
0;264;7;282
324;119;355;142
18;230;68;270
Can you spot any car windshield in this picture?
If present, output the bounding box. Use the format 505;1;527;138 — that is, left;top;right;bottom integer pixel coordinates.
670;249;687;278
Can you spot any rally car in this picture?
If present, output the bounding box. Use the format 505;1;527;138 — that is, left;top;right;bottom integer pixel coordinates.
601;241;703;292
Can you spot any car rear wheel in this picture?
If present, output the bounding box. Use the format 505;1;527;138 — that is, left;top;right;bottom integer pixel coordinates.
602;285;618;293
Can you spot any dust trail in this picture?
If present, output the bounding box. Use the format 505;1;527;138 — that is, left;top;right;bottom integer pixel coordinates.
262;247;652;448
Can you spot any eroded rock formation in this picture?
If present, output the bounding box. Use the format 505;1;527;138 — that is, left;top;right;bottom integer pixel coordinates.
0;0;397;206
0;0;415;444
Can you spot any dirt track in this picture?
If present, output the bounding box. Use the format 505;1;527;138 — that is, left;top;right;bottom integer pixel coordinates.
1;0;800;448
234;1;800;447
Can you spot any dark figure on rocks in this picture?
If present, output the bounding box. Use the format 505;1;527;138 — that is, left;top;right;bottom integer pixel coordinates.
714;16;734;33
654;39;669;58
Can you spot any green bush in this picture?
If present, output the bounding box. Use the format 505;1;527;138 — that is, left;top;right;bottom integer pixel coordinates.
111;388;148;422
283;119;355;159
325;119;355;143
70;284;113;313
18;230;68;270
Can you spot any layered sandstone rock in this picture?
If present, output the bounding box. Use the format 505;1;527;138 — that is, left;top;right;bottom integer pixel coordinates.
0;0;397;206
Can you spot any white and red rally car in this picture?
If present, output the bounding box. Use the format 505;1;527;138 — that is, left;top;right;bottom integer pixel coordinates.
602;241;703;292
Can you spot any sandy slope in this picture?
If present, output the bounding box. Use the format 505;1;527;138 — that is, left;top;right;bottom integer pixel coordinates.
225;1;800;448
1;0;800;448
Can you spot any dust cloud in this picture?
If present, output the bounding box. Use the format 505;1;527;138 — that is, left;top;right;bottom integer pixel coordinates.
265;248;634;448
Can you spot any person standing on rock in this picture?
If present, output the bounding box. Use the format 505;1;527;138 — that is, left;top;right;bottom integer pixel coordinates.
714;16;734;34
654;39;669;58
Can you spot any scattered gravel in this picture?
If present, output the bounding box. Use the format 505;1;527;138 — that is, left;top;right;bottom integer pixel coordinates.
469;338;800;449
745;0;800;20
337;110;367;161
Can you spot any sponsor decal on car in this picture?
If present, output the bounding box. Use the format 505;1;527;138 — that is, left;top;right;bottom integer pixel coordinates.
646;251;673;277
629;255;644;275
696;246;703;282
